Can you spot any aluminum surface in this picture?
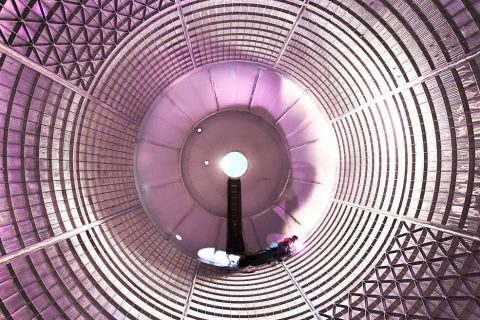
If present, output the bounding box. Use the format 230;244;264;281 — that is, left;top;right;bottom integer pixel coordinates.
0;0;479;319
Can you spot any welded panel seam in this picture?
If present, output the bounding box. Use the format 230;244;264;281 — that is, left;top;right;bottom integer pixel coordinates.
182;261;200;320
175;0;197;69
334;200;480;242
248;68;262;109
0;205;142;266
0;43;141;126
281;261;321;320
208;68;220;111
330;47;480;123
274;0;310;67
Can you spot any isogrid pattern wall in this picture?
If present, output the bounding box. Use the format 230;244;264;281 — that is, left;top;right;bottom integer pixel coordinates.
0;43;196;319
0;0;170;90
91;3;193;124
284;203;397;311
330;222;480;319
1;0;479;319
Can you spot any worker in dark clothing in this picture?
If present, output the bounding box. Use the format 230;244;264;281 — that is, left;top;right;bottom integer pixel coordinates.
275;235;298;261
237;235;299;268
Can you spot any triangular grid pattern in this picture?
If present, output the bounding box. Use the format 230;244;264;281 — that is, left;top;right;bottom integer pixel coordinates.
0;0;172;90
325;222;480;319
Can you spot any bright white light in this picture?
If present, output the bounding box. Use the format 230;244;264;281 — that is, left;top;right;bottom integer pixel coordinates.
197;247;240;267
197;127;203;133
175;234;182;241
204;160;209;166
221;151;248;178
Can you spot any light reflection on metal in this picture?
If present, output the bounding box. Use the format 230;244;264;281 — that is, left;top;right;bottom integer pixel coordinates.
335;200;480;242
0;205;141;266
331;47;480;123
135;62;338;257
197;248;240;267
0;0;479;319
0;42;141;126
281;261;321;320
274;0;310;67
175;0;197;69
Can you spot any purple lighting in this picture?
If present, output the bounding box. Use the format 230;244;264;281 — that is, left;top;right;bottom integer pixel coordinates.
0;1;479;319
135;62;338;257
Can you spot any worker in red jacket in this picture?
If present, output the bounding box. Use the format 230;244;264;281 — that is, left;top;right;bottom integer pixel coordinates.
276;235;298;261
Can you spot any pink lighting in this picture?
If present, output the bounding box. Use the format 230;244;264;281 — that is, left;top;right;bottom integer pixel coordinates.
0;1;478;319
135;62;339;257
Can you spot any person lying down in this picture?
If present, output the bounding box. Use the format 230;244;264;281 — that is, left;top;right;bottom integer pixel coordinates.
237;235;298;269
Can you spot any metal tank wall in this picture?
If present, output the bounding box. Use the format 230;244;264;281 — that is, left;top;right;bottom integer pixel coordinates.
0;0;479;319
